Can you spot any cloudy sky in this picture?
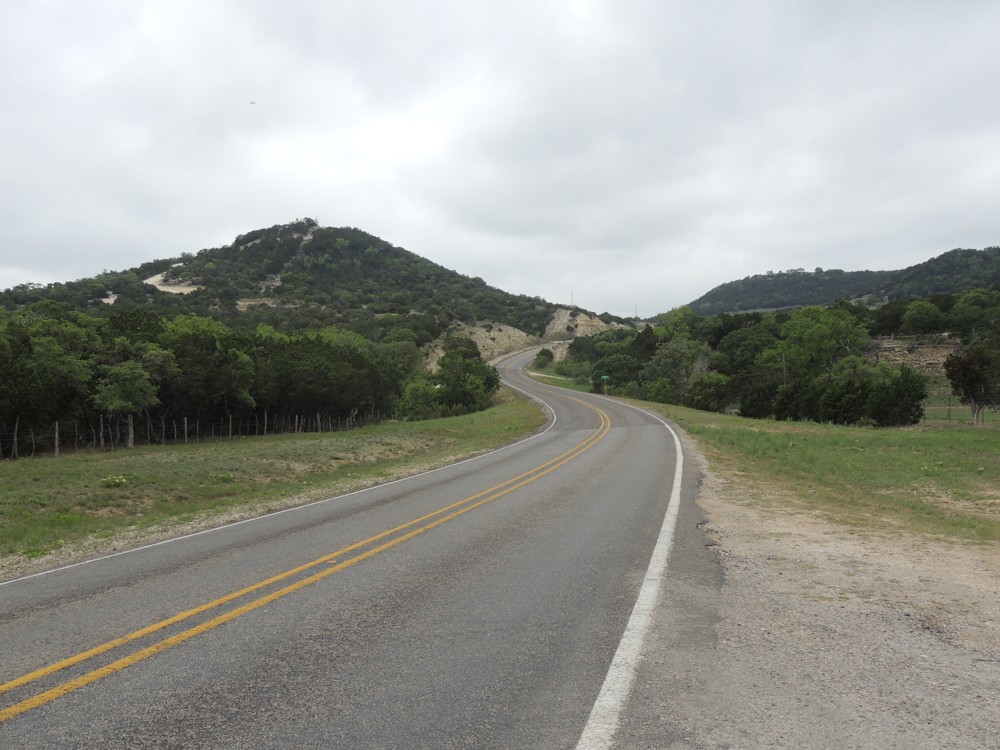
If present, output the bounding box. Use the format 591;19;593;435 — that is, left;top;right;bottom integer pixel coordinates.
3;1;999;317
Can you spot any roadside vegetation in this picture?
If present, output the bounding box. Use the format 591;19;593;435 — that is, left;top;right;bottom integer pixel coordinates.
0;387;547;560
534;289;1000;427
639;400;999;543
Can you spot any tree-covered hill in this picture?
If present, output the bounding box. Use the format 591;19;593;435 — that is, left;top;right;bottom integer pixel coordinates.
687;246;1000;315
0;219;572;455
0;219;561;342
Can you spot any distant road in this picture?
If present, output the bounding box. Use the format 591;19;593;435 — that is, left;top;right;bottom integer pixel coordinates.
0;350;693;749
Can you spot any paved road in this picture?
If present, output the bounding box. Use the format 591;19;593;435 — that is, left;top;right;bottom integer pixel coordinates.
0;350;706;749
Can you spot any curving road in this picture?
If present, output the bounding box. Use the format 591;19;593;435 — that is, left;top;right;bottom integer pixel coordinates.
0;350;706;749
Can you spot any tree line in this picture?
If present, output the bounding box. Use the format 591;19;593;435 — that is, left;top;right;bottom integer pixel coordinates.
0;304;500;458
541;288;1000;426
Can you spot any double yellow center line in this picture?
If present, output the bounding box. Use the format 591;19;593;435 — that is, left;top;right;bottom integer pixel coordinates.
0;399;611;723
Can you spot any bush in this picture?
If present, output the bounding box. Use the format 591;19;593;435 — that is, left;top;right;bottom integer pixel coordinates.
533;348;554;369
866;365;928;426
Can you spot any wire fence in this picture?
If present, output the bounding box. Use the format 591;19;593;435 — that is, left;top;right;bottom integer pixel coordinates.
923;402;998;427
0;411;386;460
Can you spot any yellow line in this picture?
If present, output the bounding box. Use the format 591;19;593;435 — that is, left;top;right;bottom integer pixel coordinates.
1;401;606;696
0;402;611;722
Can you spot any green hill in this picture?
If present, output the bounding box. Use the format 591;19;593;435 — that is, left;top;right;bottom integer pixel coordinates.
687;247;1000;315
0;219;561;342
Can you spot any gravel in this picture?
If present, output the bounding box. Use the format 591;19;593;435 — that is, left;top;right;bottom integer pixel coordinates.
634;441;1000;749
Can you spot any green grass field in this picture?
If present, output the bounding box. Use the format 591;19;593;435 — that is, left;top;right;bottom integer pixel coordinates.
0;387;548;559
637;400;999;542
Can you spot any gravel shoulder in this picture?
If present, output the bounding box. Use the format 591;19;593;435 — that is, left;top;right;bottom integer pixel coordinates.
626;435;1000;749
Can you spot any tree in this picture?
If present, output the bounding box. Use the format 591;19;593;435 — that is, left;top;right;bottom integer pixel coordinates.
433;350;500;415
638;334;709;404
948;289;1000;337
533;348;555;369
816;356;878;424
772;306;869;379
93;361;160;448
397;373;440;420
684;372;731;412
900;300;945;335
159;315;256;420
866;365;927;427
592;354;640;393
944;331;1000;425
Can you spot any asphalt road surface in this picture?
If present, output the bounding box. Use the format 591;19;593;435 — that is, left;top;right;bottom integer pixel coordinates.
0;350;708;749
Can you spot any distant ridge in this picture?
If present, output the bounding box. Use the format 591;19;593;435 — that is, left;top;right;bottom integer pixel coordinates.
686;246;1000;315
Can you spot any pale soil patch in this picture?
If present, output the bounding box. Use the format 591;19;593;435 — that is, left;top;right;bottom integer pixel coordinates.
675;440;1000;749
544;308;631;338
425;321;539;368
143;270;202;294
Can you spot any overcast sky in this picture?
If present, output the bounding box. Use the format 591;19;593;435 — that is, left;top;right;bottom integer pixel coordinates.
3;1;999;317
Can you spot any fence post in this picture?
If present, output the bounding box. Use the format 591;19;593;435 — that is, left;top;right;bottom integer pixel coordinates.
55;421;59;458
184;417;188;445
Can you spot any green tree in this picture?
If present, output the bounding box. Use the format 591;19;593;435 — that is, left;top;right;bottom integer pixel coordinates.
638;334;708;404
865;365;927;427
944;329;1000;425
816;356;878;424
948;289;1000;337
901;300;945;335
93;361;161;448
433;350;500;415
159;315;255;419
592;353;640;393
397;373;441;420
771;306;869;379
684;372;731;412
533;348;555;369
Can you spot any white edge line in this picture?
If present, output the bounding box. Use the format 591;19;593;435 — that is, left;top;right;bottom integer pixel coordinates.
575;399;685;750
1;353;555;589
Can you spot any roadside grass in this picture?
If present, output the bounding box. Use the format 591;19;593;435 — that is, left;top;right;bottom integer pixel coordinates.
0;386;548;559
635;401;1000;543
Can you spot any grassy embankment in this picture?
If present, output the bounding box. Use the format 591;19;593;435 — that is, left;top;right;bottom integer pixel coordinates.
0;387;548;560
639;400;999;543
530;367;998;542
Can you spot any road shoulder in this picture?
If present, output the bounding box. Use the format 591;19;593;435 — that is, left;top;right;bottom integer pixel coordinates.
618;432;1000;749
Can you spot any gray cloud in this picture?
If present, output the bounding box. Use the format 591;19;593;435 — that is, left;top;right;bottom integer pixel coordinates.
3;1;999;317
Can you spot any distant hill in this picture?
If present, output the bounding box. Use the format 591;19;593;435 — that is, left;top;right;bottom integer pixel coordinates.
687;247;1000;315
0;219;577;341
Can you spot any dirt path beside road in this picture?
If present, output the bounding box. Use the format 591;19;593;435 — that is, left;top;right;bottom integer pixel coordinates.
644;440;1000;749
